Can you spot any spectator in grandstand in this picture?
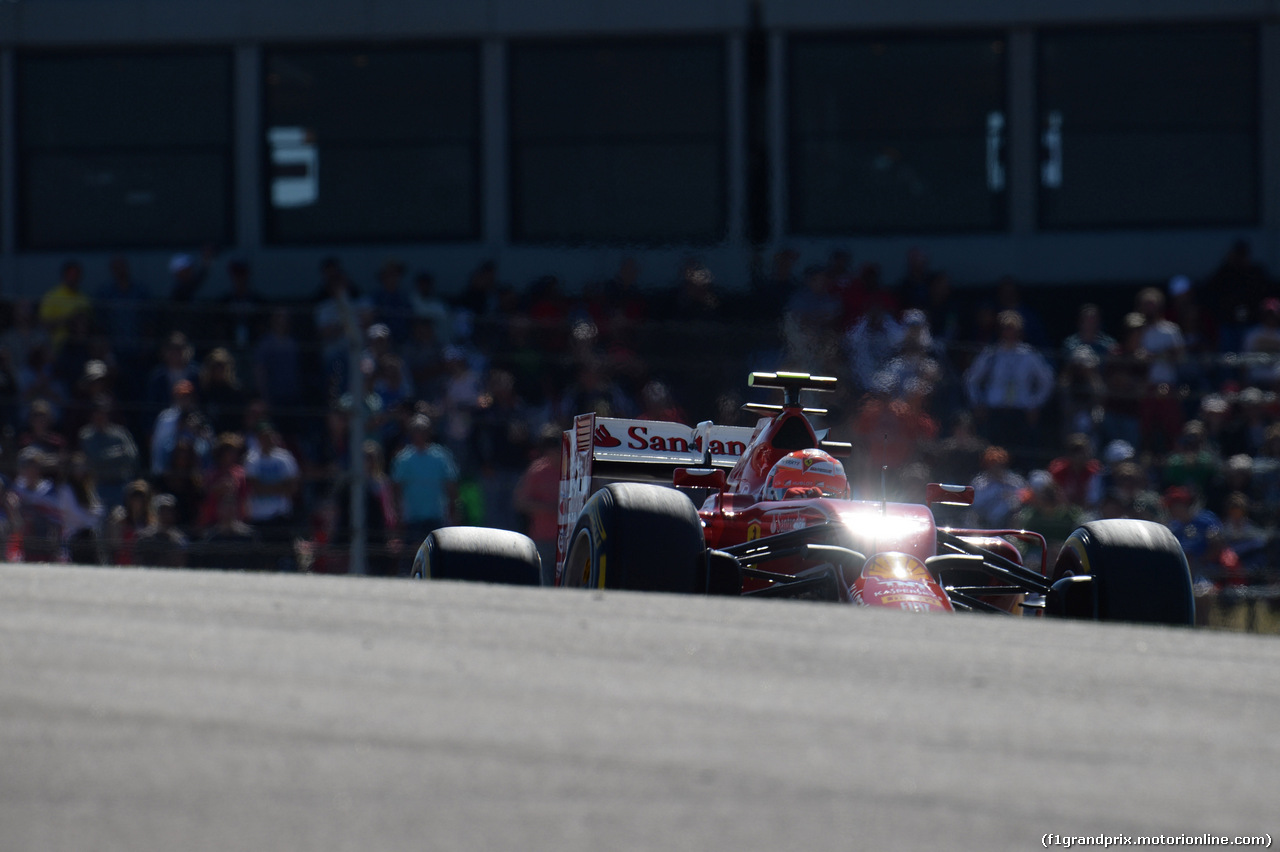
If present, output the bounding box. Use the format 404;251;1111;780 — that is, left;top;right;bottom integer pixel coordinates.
1204;238;1271;354
844;295;905;394
56;452;104;565
439;346;484;469
1109;460;1166;523
1057;345;1106;444
391;414;458;575
328;439;399;577
1134;287;1187;453
216;259;266;352
671;257;722;323
244;421;301;571
154;436;204;532
79;395;139;513
921;271;964;349
748;248;801;356
94;256;154;378
1161;420;1221;495
61;358;114;444
1206;453;1258;520
929;411;989;487
872;309;943;401
1047;432;1103;509
51;309;93;390
199;347;248;437
409;271;454;346
0;348;19;435
134;493;189;568
370;259;414;342
163;250;214;339
314;270;372;397
1241;296;1280;387
993;276;1047;348
514;423;565;586
1061;303;1116;365
189;488;266;572
144;332;200;428
471;368;535;532
1218;491;1269;573
104;479;153;565
562;358;635;422
16;342;67;427
1165;274;1217;391
0;299;50;387
362;323;411;396
253;308;305;429
894;246;935;310
968;445;1027;529
197;432;248;530
39;260;91;353
402;315;446;400
1098;312;1148;451
1016;470;1084;561
963;310;1054;466
1163;485;1222;582
150;379;212;475
17;399;66;457
13;448;61;563
846;379;939;497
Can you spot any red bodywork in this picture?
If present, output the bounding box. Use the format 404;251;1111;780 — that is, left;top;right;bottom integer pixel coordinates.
556;373;1046;612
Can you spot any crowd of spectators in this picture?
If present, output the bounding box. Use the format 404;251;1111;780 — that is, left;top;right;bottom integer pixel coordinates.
1;240;1278;589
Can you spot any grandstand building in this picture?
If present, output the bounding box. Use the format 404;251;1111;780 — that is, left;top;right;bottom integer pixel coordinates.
0;0;1277;297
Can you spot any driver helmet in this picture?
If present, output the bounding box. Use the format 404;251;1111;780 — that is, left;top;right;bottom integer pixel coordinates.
763;448;848;501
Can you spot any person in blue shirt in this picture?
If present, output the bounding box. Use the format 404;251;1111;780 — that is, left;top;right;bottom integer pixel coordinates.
391;414;459;576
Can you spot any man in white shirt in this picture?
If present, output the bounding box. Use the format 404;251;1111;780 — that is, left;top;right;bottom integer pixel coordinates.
244;422;299;570
964;310;1054;466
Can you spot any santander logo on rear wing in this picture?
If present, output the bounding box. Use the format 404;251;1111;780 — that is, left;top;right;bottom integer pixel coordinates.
587;415;755;466
555;413;756;583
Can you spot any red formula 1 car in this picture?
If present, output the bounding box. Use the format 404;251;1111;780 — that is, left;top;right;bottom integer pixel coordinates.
414;372;1195;625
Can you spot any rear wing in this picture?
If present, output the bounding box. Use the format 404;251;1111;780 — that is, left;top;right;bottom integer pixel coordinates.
555;413;756;582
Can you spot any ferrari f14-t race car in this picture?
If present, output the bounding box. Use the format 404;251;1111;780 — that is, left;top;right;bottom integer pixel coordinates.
413;372;1195;626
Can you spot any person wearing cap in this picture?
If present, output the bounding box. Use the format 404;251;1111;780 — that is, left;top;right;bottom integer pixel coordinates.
391;414;459;575
78;395;139;512
38;260;91;353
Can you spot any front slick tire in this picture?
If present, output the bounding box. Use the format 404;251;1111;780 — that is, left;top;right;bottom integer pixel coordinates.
563;483;705;593
413;527;542;586
1053;519;1194;625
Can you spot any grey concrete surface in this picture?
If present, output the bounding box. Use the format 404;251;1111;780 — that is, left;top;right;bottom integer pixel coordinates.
1;564;1276;852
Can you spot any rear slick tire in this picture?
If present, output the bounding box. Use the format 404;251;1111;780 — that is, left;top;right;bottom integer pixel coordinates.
562;482;705;593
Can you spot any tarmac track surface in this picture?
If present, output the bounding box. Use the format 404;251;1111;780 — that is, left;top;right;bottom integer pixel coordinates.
1;564;1277;852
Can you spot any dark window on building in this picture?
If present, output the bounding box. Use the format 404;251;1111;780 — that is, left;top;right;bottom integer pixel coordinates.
263;45;480;244
18;51;233;250
1038;26;1258;229
509;38;726;245
789;34;1008;235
